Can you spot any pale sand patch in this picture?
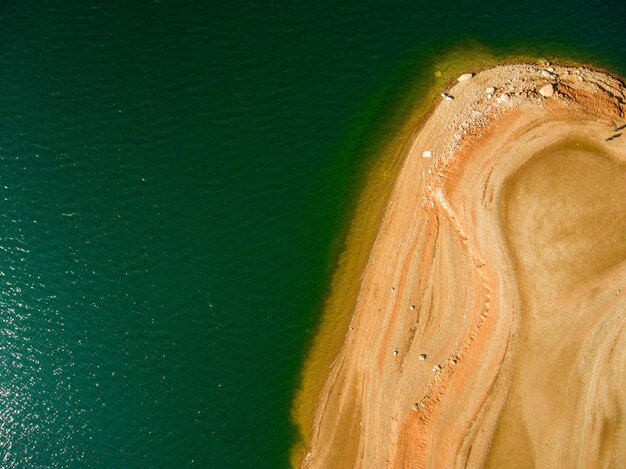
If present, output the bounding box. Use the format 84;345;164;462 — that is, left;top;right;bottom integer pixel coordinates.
300;64;626;468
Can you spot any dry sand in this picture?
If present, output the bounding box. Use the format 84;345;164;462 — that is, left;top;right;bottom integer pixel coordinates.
300;63;626;468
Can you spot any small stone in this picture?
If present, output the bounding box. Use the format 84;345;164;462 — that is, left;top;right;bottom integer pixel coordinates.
410;305;416;310
432;364;442;372
393;350;398;357
485;87;495;94
422;150;433;158
457;73;474;82
497;93;510;103
391;287;395;292
450;358;458;365
578;76;584;82
419;353;427;360
441;92;454;101
539;83;554;97
547;67;555;72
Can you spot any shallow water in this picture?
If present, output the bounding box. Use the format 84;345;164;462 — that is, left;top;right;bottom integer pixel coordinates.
0;1;624;467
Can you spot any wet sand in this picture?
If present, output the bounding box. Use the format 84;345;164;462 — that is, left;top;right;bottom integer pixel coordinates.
300;63;626;468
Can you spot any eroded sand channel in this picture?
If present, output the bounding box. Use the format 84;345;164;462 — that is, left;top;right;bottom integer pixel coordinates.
488;140;626;468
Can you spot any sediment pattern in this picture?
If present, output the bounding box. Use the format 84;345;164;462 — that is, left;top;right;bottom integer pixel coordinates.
302;64;626;468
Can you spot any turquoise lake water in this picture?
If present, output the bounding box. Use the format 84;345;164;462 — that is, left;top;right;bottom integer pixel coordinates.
0;1;624;467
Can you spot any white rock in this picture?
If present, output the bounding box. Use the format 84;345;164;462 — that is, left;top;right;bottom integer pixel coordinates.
422;150;433;158
441;92;454;101
485;87;495;94
539;83;554;97
457;73;474;82
541;70;554;78
547;67;555;72
497;93;510;103
419;353;427;360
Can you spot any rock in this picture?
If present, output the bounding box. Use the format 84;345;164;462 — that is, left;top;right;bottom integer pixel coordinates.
393;350;398;357
419;353;427;360
539;83;554;97
457;73;474;82
422;150;433;158
409;305;416;310
441;92;454;101
413;402;425;411
541;70;555;79
485;87;495;94
547;67;555;72
497;93;510;103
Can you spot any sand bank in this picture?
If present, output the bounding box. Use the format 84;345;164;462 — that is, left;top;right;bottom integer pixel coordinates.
300;63;626;468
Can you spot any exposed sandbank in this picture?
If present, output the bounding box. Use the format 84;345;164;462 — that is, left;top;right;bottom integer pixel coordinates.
298;63;626;468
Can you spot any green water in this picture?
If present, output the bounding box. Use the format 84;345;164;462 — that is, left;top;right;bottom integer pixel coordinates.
0;1;624;467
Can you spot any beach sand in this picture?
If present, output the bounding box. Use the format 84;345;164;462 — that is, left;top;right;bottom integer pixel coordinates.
300;63;626;468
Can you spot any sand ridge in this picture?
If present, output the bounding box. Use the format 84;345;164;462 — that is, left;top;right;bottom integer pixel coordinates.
301;63;626;468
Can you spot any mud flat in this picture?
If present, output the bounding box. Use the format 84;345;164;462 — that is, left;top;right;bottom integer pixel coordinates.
300;63;626;468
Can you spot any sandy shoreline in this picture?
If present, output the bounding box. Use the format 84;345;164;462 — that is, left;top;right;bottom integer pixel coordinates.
300;63;626;468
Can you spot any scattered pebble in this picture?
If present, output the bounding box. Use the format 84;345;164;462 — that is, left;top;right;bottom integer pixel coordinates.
441;92;454;101
457;73;474;82
539;83;554;97
409;305;416;310
432;364;442;372
485;86;495;94
419;353;427;360
393;350;398;357
497;93;510;103
422;150;433;158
